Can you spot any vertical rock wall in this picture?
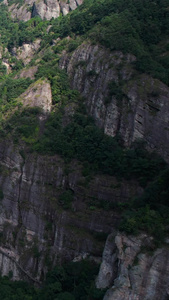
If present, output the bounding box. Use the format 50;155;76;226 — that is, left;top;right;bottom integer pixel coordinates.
59;43;169;162
0;140;141;280
6;0;83;21
97;233;169;300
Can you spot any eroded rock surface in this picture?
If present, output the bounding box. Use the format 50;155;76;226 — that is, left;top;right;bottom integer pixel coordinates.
31;0;60;20
12;39;41;66
0;140;141;280
2;59;11;74
5;0;83;21
97;232;169;300
16;66;38;80
20;78;52;112
60;43;169;162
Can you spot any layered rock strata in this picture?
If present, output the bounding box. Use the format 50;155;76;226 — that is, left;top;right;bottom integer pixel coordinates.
0;141;141;280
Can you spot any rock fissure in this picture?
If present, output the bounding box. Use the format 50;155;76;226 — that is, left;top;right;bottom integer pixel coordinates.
17;158;25;227
0;246;40;284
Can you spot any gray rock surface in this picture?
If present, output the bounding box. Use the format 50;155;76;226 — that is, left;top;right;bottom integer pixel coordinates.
12;39;41;66
97;232;169;300
31;0;60;20
4;0;83;21
59;42;169;162
0;140;141;280
16;66;38;80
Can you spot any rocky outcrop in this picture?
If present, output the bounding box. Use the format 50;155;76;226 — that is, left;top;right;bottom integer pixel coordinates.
5;0;83;21
16;66;38;80
0;46;8;59
2;59;11;74
59;43;169;162
31;0;60;20
97;232;169;300
0;47;11;74
12;39;41;66
19;78;52;112
8;1;33;22
0;140;141;280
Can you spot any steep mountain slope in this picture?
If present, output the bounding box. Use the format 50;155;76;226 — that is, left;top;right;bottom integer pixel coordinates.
0;0;169;299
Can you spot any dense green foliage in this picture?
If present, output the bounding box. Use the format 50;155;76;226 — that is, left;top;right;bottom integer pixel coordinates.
0;5;48;49
2;107;41;143
0;77;32;112
35;60;80;105
33;109;166;186
0;0;169;83
120;169;169;244
0;260;105;300
2;86;165;187
49;0;169;84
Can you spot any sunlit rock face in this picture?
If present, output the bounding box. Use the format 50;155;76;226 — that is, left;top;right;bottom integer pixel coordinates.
20;78;52;113
5;0;83;21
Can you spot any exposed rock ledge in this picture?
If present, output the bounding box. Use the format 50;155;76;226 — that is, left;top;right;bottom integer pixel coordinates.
12;39;41;66
19;78;52;113
96;232;169;300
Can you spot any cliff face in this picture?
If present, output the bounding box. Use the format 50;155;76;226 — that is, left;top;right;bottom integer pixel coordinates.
0;39;168;287
0;139;141;281
59;43;169;162
97;232;169;300
5;0;83;21
0;67;143;280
